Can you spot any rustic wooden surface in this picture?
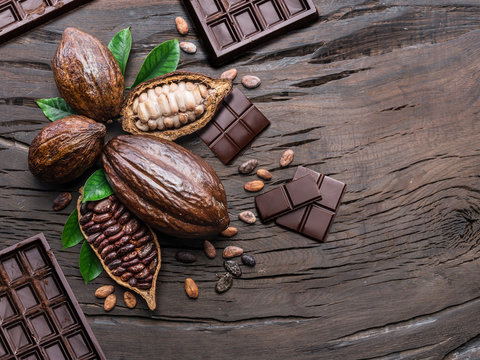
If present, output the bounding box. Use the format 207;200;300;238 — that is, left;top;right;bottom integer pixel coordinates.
1;0;480;359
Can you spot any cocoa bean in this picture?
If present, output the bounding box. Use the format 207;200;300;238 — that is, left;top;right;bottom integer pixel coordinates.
104;224;122;237
238;211;256;224
83;220;95;230
101;219;117;230
87;202;96;210
95;285;114;299
223;246;243;259
136;282;151;290
149;258;158;273
120;272;133;281
257;169;272;180
215;273;233;294
108;261;123;271
97;239;110;253
103;252;117;265
123;258;140;268
94;198;112;214
87;232;101;244
113;204;125;219
136;234;153;246
80;202;89;215
53;192;72;211
175;250;196;263
104;294;116;311
221;68;237;81
85;223;102;235
241;75;261;89
175;16;189;35
180;42;197;54
185;278;198;299
244;180;264;192
80;212;93;225
118;212;131;225
122;251;138;262
124;291;137;309
124;219;140;235
224;260;242;278
241;254;256;267
92;212;112;223
93;234;106;247
110;200;119;214
238;159;258;174
117;243;136;257
128;277;137;287
143;274;153;283
111;266;126;276
114;236;131;250
132;227;147;240
280;149;294;167
220;227;238;237
100;245;115;259
138;243;154;259
142;251;157;266
135;268;150;279
203;240;216;259
107;230;125;243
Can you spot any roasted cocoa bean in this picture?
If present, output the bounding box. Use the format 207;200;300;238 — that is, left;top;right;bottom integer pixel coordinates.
238;211;256;224
136;234;153;247
223;246;243;259
215;273;233;294
124;291;137;309
87;202;96;210
95;285;113;299
224;260;242;277
257;169;272;180
93;234;106;247
100;245;115;259
241;75;261;89
221;68;237;81
122;251;138;262
128;263;145;274
113;204;125;219
80;202;89;215
180;41;197;54
114;236;131;249
124;218;140;234
175;250;196;263
80;212;93;225
120;272;133;281
53;192;72;211
280;149;294;167
128;277;137;287
203;240;216;259
110;200;119;214
111;266;126;276
134;268;150;279
142;251;157;266
175;16;189;35
241;254;256;267
220;226;238;237
138;243;153;259
118;212;131;225
94;199;112;214
82;220;95;229
87;232;101;244
136;282;151;290
123;258;140;268
103;252;117;265
185;278;198;299
117;243;136;257
143;274;153;283
132;227;147;240
97;239;110;253
101;219;117;230
92;212;112;223
107;230;125;243
238;159;258;174
244;180;264;192
104;294;116;311
108;260;123;271
149;258;158;273
104;224;122;237
85;223;102;235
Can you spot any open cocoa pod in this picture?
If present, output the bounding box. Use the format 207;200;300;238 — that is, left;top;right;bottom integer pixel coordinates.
77;190;161;310
121;71;232;140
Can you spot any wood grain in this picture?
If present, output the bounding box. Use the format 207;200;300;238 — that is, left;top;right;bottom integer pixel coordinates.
2;0;480;358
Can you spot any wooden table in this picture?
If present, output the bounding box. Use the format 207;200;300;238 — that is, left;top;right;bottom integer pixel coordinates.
1;0;480;358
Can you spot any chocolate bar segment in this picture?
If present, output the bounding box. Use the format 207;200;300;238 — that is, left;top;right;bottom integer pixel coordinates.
197;88;270;164
183;0;319;65
255;175;322;222
275;167;346;242
0;0;92;45
0;233;106;359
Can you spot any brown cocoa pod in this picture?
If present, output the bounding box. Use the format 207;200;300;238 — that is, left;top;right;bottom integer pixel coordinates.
52;28;124;122
28;116;105;184
257;169;272;180
102;135;230;238
104;294;116;311
124;291;137;309
238;211;256;224
53;192;72;211
220;227;238;237
185;278;199;299
223;246;243;259
238;159;258;174
244;180;264;192
203;240;216;259
95;285;114;299
175;251;196;264
280;149;294;167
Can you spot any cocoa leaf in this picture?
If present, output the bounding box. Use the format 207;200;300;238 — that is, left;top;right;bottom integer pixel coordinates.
61;209;84;249
108;27;132;75
82;169;114;203
79;241;103;284
131;39;180;87
36;97;76;121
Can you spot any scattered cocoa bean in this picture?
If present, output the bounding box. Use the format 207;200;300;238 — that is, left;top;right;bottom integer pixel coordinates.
124;291;137;309
224;260;242;277
241;254;256;267
280;149;294;167
104;294;116;311
175;250;196;263
175;16;189;35
241;75;261;89
238;211;256;224
238;159;258;174
52;192;72;211
223;246;243;259
203;240;216;259
221;68;237;81
215;273;233;294
244;180;264;192
185;278;199;299
220;226;238;237
95;285;114;299
180;42;197;54
256;169;272;180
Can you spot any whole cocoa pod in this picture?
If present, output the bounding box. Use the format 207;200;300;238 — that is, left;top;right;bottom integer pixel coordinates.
52;27;124;122
28;116;106;183
102;135;230;238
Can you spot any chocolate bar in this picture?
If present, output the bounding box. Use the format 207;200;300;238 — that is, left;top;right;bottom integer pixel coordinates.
276;167;346;242
182;0;319;65
0;233;106;359
197;88;270;164
255;174;322;222
0;0;91;45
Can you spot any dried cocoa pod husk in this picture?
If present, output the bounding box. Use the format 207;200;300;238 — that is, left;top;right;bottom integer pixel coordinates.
121;71;232;141
52;28;124;122
77;190;161;310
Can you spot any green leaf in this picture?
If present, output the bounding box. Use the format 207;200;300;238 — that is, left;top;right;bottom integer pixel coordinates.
61;209;84;250
131;38;180;88
82;169;114;203
37;97;75;121
79;242;103;284
108;27;132;75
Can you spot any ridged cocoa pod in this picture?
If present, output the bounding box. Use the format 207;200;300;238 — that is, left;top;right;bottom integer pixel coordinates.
77;191;161;310
102;135;230;238
28;116;106;183
121;71;232;140
52;27;124;122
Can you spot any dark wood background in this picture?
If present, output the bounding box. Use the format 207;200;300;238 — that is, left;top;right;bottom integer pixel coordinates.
2;0;480;359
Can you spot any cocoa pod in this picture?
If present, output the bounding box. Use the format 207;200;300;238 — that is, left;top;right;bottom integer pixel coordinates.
121;71;232;140
52;192;72;211
28;116;105;184
244;180;264;192
238;211;256;224
223;246;243;259
257;169;272;180
124;291;137;309
95;285;114;299
175;251;196;264
220;227;238;237
52;27;124;122
185;278;198;299
77;191;161;311
104;294;116;311
102;135;230;238
175;17;189;35
203;240;216;259
280;149;294;167
238;159;258;174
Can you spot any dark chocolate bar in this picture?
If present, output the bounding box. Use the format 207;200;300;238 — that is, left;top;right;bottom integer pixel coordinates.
255;174;322;222
183;0;319;65
0;233;106;359
197;88;270;164
275;167;346;242
0;0;91;45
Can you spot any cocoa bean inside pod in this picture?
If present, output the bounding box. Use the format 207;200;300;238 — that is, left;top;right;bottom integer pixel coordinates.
102;135;230;238
121;71;232;141
28;116;106;184
77;190;161;311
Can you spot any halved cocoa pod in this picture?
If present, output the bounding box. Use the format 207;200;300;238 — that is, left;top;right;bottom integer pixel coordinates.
77;190;161;310
121;71;232;140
